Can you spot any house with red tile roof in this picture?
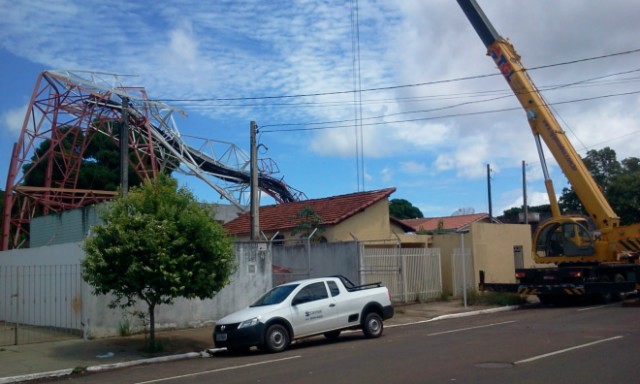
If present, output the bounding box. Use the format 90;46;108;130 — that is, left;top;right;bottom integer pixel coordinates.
224;188;427;244
402;213;501;234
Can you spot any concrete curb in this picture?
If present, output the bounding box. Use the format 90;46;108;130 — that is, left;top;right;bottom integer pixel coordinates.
0;369;75;384
428;305;519;321
0;352;207;384
85;351;204;372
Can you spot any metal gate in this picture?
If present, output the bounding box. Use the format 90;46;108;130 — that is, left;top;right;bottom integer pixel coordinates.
0;265;83;346
361;246;442;303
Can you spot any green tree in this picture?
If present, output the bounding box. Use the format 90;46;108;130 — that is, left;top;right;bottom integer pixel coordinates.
501;204;551;217
21;122;171;191
82;174;236;350
389;198;423;219
559;147;639;226
559;147;620;213
607;157;640;225
291;206;325;241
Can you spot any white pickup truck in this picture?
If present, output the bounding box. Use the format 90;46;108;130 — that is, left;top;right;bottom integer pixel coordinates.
213;275;394;353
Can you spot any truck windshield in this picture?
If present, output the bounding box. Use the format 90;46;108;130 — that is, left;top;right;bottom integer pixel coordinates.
250;284;299;307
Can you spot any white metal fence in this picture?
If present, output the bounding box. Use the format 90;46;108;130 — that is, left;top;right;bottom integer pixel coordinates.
0;265;83;346
361;246;442;302
451;248;475;297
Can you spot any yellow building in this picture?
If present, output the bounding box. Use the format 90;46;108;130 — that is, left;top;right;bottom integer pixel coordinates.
224;188;429;246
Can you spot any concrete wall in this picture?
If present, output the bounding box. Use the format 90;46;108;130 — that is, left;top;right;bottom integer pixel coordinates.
0;242;271;339
31;207;101;247
470;222;533;285
431;232;470;295
30;203;242;248
272;241;360;285
431;223;533;295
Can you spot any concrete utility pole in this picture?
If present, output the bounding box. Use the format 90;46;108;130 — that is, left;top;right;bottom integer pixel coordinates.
120;97;129;196
486;163;493;219
522;160;528;224
250;121;259;240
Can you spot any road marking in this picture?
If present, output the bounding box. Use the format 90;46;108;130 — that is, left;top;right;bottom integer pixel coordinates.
134;355;301;384
576;303;615;312
426;321;516;336
514;336;623;364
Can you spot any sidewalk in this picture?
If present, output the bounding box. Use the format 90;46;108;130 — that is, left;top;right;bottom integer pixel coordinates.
0;300;515;383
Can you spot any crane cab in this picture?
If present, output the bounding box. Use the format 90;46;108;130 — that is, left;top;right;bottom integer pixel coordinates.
533;217;597;263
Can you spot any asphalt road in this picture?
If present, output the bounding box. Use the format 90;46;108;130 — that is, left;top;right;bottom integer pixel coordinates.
43;303;640;384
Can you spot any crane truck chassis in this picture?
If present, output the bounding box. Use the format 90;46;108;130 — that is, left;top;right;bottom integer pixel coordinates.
457;0;640;303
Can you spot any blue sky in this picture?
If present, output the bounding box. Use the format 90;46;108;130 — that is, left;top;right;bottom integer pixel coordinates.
1;0;639;218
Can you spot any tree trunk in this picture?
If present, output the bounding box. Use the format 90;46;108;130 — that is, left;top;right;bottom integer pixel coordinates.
148;303;156;351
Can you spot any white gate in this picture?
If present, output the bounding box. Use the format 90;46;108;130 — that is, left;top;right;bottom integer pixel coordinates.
361;246;442;303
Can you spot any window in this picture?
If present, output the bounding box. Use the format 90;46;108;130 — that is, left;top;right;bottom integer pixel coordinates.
327;281;340;297
292;282;329;305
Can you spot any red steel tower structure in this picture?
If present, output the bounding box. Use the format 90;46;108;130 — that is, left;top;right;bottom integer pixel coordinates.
2;70;302;250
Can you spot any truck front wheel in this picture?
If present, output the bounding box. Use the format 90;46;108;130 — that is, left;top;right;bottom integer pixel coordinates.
263;324;290;353
362;312;383;338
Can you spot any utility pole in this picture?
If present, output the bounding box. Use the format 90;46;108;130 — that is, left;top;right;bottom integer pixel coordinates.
120;96;129;196
522;160;528;224
486;163;493;219
250;121;259;240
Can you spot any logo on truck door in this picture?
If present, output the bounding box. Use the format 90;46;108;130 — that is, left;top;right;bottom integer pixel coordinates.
305;310;323;320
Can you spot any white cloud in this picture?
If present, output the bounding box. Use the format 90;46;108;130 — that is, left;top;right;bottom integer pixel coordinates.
380;166;393;183
1;0;639;213
0;104;28;136
500;190;554;214
400;160;426;174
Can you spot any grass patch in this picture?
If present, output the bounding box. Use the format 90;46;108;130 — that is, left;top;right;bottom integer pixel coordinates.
118;317;132;337
465;290;526;306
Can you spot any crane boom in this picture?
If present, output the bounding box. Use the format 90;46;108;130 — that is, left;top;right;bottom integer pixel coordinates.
458;0;640;304
457;0;619;231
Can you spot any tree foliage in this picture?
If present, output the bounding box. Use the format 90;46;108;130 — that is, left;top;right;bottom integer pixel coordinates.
389;198;423;219
291;206;325;241
82;174;236;349
559;147;639;225
22;122;172;191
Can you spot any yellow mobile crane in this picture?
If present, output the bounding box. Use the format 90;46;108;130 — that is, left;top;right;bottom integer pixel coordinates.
457;0;640;303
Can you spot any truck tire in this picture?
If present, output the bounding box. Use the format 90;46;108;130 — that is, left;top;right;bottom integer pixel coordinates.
362;312;383;338
263;324;290;353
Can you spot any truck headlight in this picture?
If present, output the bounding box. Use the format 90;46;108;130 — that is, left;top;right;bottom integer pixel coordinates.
238;317;260;329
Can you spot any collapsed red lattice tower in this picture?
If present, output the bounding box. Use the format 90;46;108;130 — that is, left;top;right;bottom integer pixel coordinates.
1;71;166;250
2;70;305;250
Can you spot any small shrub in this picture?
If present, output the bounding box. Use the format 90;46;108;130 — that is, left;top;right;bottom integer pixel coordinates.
464;290;526;306
118;317;132;337
145;340;165;353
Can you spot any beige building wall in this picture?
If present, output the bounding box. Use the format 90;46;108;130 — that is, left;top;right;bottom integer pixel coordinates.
432;222;533;294
470;222;534;285
431;232;468;295
321;200;392;242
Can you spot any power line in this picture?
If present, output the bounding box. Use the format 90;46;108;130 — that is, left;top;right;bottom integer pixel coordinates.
151;48;640;103
258;69;640;130
260;89;640;133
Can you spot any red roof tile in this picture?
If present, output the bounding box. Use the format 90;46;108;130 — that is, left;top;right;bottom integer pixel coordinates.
402;213;492;232
224;188;396;235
